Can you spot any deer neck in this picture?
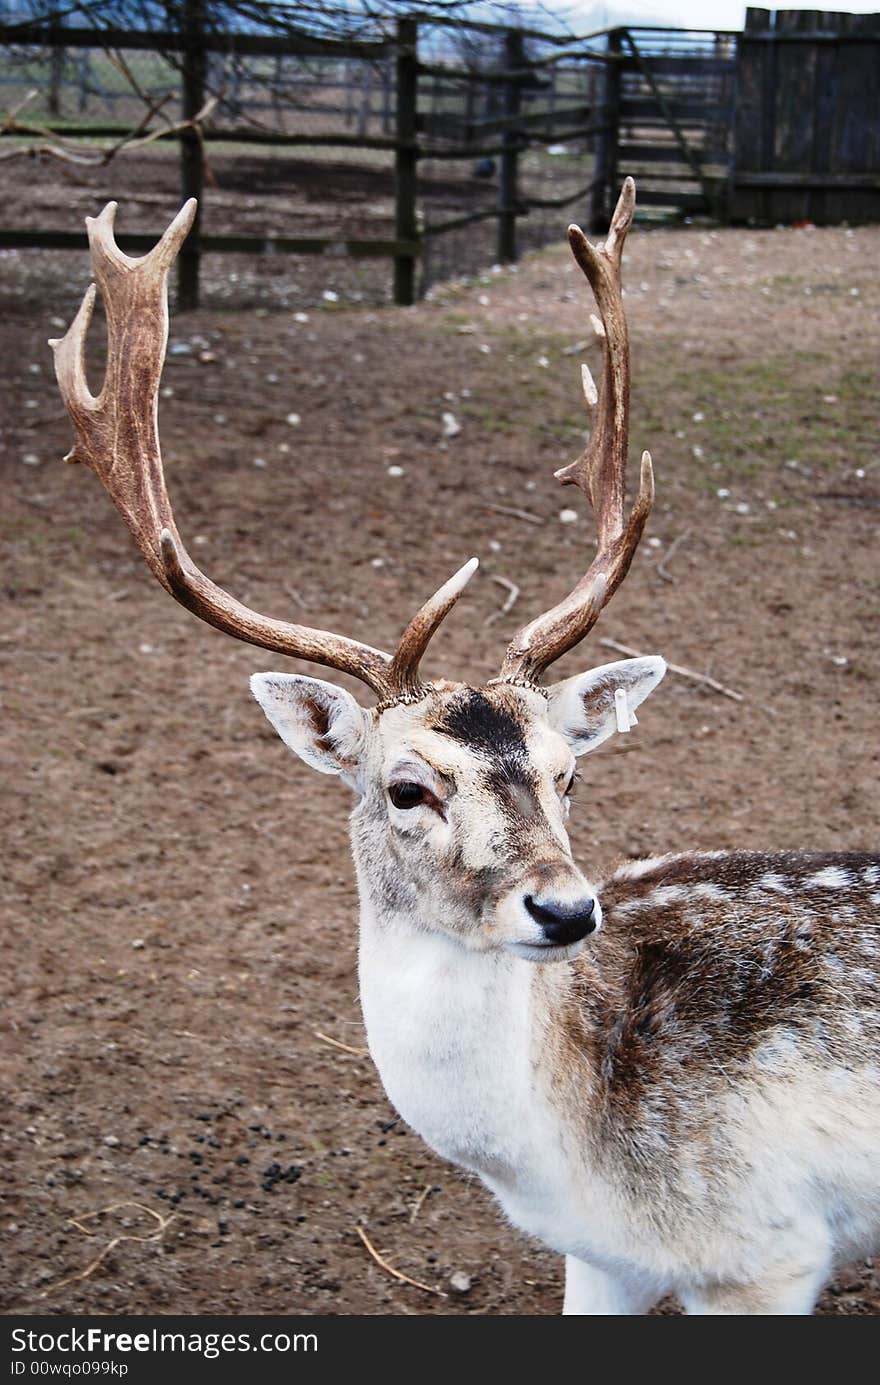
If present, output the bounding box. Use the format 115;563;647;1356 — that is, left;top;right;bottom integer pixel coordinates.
354;872;598;1186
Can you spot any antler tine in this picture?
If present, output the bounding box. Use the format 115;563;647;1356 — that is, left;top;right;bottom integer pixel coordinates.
51;200;474;703
498;178;654;686
385;558;479;703
50;199;196;593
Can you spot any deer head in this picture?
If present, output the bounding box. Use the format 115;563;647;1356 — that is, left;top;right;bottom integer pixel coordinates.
51;179;665;962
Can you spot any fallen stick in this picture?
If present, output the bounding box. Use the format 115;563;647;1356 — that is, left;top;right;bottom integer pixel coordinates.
656;528;690;584
486;503;542;525
599;638;744;702
355;1225;447;1297
409;1184;433;1224
42;1202;175;1297
314;1030;369;1058
484;574;520;626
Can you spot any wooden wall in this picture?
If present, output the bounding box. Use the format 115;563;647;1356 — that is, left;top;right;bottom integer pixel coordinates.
732;7;880;224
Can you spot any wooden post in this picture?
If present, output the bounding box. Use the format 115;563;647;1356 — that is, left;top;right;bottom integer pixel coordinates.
273;53;283;129
591;28;621;232
229;53;242;120
381;57;392;134
394;17;418;306
48;5;64;117
357;61;374;138
463;71;476;143
344;59;355;128
497;29;524;264
77;49;89;115
179;0;206;311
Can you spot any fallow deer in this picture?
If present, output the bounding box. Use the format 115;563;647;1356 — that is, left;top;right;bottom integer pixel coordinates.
51;180;880;1315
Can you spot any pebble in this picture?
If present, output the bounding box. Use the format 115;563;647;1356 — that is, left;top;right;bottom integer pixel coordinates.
449;1271;472;1294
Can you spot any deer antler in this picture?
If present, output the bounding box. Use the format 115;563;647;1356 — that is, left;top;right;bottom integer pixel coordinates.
50;199;476;706
497;177;653;688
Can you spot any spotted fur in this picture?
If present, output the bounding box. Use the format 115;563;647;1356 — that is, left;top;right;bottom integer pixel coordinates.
251;671;880;1315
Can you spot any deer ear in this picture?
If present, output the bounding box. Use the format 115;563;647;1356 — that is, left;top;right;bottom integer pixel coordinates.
250;673;372;790
546;657;666;756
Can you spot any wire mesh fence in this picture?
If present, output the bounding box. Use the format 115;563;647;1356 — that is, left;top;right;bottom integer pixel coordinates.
0;9;793;310
415;22;605;290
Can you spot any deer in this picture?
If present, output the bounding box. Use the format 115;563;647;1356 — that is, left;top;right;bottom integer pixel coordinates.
50;179;880;1315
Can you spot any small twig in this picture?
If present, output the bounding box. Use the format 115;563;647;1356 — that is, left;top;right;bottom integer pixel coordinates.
42;1201;175;1297
6;88;39;121
283;583;309;610
105;47;162;113
599;638;744;702
486;503;542;526
562;336;592;356
0;138;103;165
314;1030;369;1058
0;95;217;167
656;528;690;584
67;1200;172;1239
484;574;520;626
99;91;174;164
355;1225;447;1298
121;97;218;153
409;1185;432;1224
43;1236;124;1294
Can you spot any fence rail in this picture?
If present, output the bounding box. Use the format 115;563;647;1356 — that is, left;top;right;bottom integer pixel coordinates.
1;7;878;309
0;12;613;305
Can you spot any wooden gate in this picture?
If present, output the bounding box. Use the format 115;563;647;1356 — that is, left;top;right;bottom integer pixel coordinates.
731;7;880;224
616;28;735;221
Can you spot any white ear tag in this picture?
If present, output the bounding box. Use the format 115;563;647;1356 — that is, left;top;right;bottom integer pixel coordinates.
614;687;638;734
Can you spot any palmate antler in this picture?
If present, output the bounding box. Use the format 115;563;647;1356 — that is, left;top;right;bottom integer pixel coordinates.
50;198;477;707
498;177;654;688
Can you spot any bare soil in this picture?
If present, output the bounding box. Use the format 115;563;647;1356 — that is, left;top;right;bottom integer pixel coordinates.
1;163;879;1315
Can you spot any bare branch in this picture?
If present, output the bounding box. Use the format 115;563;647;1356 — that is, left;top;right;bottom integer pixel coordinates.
484;574;520;626
355;1225;447;1298
599;638;744;702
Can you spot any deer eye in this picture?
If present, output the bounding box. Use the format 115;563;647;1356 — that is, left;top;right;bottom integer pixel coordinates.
388;781;428;810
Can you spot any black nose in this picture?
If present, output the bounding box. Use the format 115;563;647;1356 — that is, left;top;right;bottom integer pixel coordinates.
524;894;597;946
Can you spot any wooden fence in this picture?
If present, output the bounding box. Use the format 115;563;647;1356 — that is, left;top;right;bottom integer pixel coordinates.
731;6;880;224
1;8;879;310
0;11;608;307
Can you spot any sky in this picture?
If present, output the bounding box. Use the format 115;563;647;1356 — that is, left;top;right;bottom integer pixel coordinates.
572;0;880;31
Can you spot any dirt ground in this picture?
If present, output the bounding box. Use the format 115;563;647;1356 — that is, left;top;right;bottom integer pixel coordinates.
1;163;879;1315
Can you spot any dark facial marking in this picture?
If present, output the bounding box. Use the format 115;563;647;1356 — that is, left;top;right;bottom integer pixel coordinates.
436;689;528;774
434;688;544;825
